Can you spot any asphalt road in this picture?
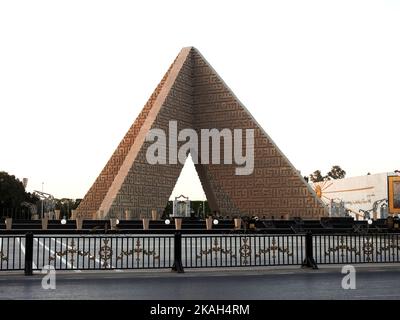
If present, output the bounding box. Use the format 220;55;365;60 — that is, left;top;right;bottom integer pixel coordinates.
1;266;400;300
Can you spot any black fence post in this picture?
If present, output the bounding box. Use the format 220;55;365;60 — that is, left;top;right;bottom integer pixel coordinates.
302;231;318;269
24;232;34;276
172;231;184;273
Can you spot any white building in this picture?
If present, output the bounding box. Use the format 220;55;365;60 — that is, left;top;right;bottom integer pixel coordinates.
310;172;400;220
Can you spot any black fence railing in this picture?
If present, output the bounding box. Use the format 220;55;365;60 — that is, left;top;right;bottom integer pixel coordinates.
182;234;304;268
31;235;174;272
313;233;400;264
0;235;25;271
2;232;400;275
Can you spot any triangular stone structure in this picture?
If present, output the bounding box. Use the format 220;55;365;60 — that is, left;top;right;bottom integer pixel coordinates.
76;47;328;219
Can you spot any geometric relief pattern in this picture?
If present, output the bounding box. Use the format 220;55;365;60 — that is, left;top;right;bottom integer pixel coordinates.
76;47;328;219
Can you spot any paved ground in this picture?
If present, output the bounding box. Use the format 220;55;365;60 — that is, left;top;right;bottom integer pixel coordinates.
1;265;400;300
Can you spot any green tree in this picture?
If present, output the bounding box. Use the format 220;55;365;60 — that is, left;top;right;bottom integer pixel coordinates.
55;198;82;218
0;171;39;216
325;165;346;180
309;170;324;183
163;201;173;218
190;201;210;218
0;171;26;209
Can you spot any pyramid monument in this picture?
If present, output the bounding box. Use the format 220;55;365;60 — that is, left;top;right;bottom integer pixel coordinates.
76;47;327;219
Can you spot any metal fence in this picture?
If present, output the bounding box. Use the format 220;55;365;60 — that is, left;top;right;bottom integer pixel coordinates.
2;232;400;274
313;233;400;264
182;234;304;268
0;235;25;271
32;235;174;271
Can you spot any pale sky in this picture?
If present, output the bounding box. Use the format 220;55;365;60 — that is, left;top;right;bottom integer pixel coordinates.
0;0;399;201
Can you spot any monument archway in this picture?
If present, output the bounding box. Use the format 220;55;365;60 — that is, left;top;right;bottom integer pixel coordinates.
76;47;327;219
